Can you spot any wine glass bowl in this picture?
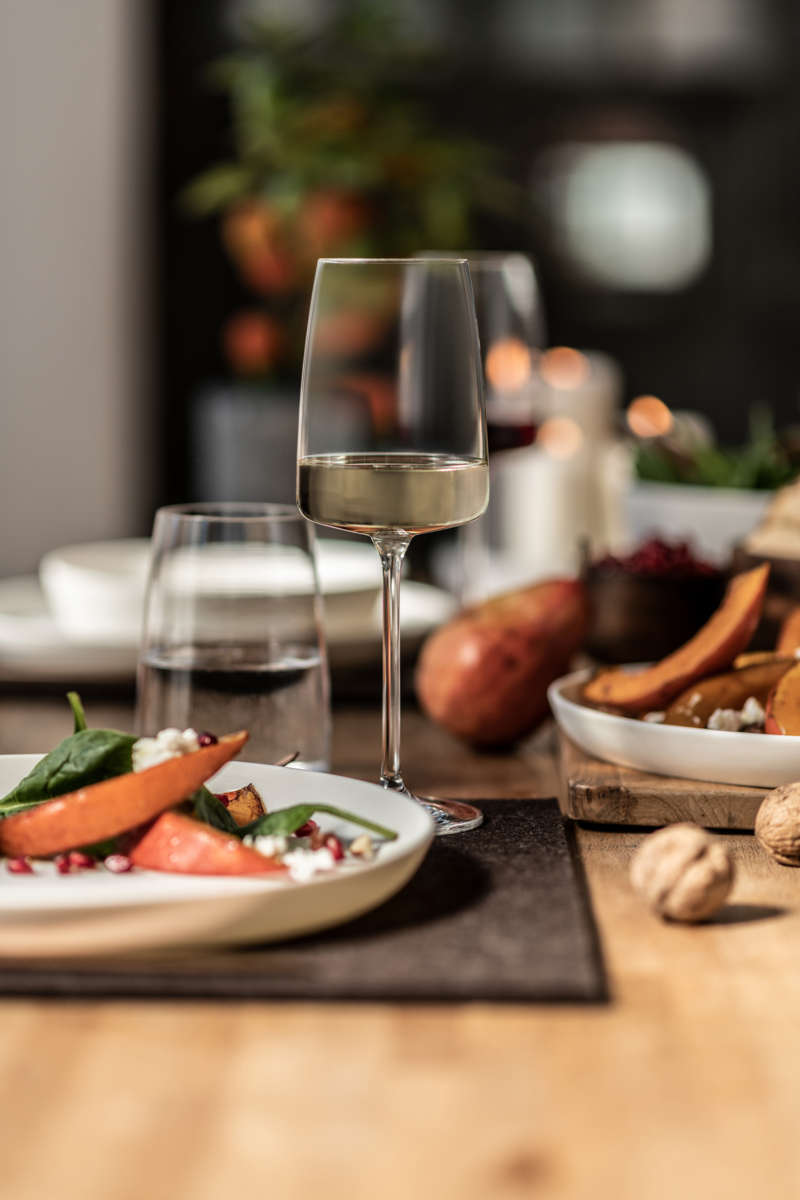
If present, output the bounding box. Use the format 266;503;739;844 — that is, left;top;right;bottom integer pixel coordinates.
297;259;489;833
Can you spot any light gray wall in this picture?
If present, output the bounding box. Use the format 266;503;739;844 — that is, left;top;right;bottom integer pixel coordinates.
0;0;152;575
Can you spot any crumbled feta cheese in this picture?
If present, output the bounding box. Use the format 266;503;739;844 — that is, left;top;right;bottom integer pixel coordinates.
740;696;766;728
283;847;336;883
246;834;288;860
132;727;200;772
642;711;666;724
349;833;375;859
707;708;742;732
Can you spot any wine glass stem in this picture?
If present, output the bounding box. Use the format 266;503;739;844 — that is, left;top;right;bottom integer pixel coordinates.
374;536;410;791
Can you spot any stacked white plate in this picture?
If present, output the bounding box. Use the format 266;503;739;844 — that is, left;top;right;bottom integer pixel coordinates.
0;539;456;682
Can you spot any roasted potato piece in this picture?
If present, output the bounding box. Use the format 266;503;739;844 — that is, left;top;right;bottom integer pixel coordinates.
583;565;769;713
765;661;800;734
216;783;265;827
733;651;784;669
663;659;792;728
777;606;800;657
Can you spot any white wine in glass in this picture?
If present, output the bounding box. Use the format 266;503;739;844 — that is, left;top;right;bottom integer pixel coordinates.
297;259;489;834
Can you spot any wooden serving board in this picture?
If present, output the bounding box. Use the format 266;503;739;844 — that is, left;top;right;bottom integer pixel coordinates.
559;733;766;830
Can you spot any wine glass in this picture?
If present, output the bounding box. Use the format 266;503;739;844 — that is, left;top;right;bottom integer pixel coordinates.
297;258;489;834
420;252;546;601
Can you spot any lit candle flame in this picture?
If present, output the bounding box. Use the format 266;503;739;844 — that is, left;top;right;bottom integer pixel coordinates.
627;395;673;438
485;337;532;391
538;416;584;459
539;347;590;390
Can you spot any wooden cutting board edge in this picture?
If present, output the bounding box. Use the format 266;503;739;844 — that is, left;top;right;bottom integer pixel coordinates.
558;733;766;831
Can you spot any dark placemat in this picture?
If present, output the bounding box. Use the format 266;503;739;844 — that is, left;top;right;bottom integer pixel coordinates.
0;800;607;1003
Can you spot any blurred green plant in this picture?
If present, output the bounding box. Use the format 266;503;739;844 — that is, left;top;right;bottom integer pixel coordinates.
634;408;797;490
184;3;515;380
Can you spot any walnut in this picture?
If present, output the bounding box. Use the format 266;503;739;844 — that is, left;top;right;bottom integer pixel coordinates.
630;823;734;922
755;784;800;865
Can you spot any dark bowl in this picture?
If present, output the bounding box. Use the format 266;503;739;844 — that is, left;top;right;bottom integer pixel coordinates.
585;568;727;665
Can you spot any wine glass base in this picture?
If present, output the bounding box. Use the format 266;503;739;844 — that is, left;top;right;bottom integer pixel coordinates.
381;780;483;835
418;796;484;836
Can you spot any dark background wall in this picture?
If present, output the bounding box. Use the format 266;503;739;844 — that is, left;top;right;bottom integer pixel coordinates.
155;0;800;504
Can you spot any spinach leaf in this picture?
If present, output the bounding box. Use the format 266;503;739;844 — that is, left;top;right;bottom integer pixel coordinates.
192;785;239;834
239;803;397;841
0;729;137;812
67;692;87;733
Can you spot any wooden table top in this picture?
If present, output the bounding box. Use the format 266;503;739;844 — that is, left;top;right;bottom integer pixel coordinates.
1;694;799;1200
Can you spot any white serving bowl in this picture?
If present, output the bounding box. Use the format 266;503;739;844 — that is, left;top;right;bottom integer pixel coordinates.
549;667;800;788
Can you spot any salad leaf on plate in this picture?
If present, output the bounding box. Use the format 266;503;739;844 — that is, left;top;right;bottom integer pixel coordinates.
0;693;136;815
239;803;398;841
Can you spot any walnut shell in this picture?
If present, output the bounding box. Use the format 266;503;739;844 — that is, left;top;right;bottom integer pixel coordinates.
630;823;734;922
755;784;800;865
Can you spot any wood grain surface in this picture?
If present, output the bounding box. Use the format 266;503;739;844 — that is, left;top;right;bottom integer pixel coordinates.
559;733;767;829
1;697;800;1200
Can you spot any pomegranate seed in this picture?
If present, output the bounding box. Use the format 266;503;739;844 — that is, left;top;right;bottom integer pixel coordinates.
295;819;318;837
104;853;133;874
6;857;33;875
198;731;217;747
54;854;71;875
67;851;96;870
323;834;344;861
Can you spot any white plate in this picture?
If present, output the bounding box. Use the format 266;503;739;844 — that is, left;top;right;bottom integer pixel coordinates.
549;667;800;788
0;575;455;682
0;757;434;957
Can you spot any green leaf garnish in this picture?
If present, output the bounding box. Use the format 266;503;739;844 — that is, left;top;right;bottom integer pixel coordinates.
67;692;87;733
239;803;397;841
192;785;240;834
0;729;136;813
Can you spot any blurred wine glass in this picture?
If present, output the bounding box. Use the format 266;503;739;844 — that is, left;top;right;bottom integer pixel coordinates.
420;252;546;602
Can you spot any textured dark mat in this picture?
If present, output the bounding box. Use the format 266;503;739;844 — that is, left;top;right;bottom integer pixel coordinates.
0;800;607;1003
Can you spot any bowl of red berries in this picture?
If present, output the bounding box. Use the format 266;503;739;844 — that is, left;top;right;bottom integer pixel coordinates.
585;538;726;664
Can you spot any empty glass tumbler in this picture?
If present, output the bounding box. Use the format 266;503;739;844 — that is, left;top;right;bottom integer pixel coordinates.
136;503;330;769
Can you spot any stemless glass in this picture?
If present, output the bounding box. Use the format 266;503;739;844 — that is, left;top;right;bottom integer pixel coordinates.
136;503;330;770
297;258;489;834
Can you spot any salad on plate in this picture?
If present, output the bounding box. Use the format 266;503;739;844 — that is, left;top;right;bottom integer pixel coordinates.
0;694;396;881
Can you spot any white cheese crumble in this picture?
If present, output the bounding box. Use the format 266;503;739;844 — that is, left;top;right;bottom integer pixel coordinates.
245;834;289;860
706;696;766;733
707;708;741;732
132;728;200;772
740;696;766;728
282;847;336;883
642;711;666;724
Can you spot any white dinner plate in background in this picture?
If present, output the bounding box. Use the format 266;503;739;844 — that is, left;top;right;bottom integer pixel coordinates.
0;568;455;682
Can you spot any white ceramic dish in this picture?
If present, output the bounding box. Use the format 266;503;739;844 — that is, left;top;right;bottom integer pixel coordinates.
549;667;800;788
0;576;455;682
39;537;383;643
0;757;434;957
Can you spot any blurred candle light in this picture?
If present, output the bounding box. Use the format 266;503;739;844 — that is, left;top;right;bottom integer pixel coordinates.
537;416;584;459
539;346;591;390
485;337;532;392
627;394;673;438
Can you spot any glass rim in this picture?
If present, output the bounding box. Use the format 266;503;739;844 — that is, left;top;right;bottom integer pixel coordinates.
154;502;303;524
417;250;534;266
316;256;468;266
